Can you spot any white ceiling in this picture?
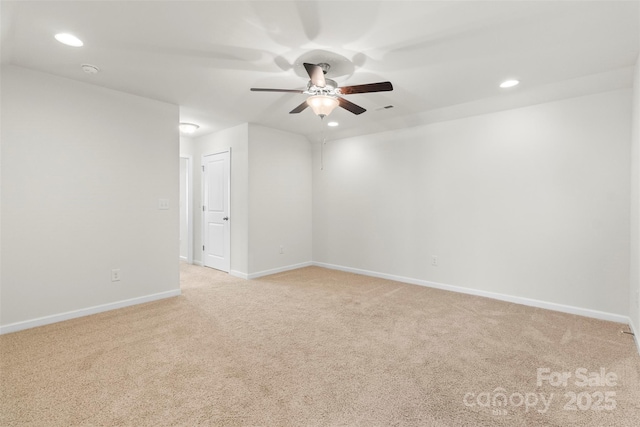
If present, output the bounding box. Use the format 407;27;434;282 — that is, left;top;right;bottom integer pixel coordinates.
2;1;639;140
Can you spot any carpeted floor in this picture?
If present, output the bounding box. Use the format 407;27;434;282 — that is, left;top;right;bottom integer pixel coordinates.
1;263;639;426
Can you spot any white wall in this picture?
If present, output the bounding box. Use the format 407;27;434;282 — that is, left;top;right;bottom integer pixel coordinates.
2;64;633;334
1;66;180;330
192;124;250;276
179;136;196;263
179;135;196;158
248;124;312;276
630;55;640;340
189;123;313;278
313;89;631;318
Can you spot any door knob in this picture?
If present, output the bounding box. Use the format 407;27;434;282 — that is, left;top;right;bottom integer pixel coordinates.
223;217;229;221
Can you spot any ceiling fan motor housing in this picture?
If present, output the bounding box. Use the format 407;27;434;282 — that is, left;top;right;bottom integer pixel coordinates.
316;63;330;74
307;78;338;95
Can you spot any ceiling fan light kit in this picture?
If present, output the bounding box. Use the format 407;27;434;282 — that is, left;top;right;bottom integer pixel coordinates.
251;61;393;118
307;95;339;118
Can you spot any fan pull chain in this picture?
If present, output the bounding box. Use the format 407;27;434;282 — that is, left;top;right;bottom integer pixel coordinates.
320;116;326;171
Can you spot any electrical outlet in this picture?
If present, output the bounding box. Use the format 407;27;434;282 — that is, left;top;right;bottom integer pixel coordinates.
111;269;121;282
158;198;169;210
431;255;438;267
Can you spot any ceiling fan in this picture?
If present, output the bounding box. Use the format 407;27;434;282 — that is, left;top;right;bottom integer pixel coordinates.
250;63;393;118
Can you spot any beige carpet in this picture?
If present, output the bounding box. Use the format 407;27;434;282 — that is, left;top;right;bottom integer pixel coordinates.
1;263;639;426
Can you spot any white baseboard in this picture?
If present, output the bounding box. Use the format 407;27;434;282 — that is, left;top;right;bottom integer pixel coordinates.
0;289;182;335
179;256;188;261
247;262;313;280
230;270;249;279
213;262;313;280
193;259;203;266
629;317;640;355
313;262;629;325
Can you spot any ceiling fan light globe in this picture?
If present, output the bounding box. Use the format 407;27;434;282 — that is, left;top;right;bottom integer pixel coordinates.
307;95;339;117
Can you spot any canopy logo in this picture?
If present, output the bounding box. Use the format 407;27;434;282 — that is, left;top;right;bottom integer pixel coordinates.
463;367;618;416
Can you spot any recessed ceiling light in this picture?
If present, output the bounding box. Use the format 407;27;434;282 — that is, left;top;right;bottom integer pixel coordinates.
55;33;83;47
327;121;339;127
500;79;520;88
179;123;199;134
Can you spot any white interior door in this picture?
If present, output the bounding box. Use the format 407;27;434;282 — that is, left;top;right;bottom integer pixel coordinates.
202;151;230;272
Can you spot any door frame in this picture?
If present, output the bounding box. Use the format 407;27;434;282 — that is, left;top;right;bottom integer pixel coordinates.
201;149;231;272
180;155;193;264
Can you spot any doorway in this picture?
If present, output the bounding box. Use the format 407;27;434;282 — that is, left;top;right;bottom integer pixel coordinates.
179;156;193;264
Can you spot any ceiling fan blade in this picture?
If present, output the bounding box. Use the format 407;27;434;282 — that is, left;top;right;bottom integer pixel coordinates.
250;88;305;93
289;101;309;114
303;63;326;88
337;97;366;115
339;81;393;95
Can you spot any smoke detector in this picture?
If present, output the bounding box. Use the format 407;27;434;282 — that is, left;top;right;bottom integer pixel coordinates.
81;64;99;75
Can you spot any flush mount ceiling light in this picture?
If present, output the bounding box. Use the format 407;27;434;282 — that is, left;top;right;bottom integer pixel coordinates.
179;123;199;134
327;121;339;127
500;79;520;88
55;33;83;47
306;95;339;118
